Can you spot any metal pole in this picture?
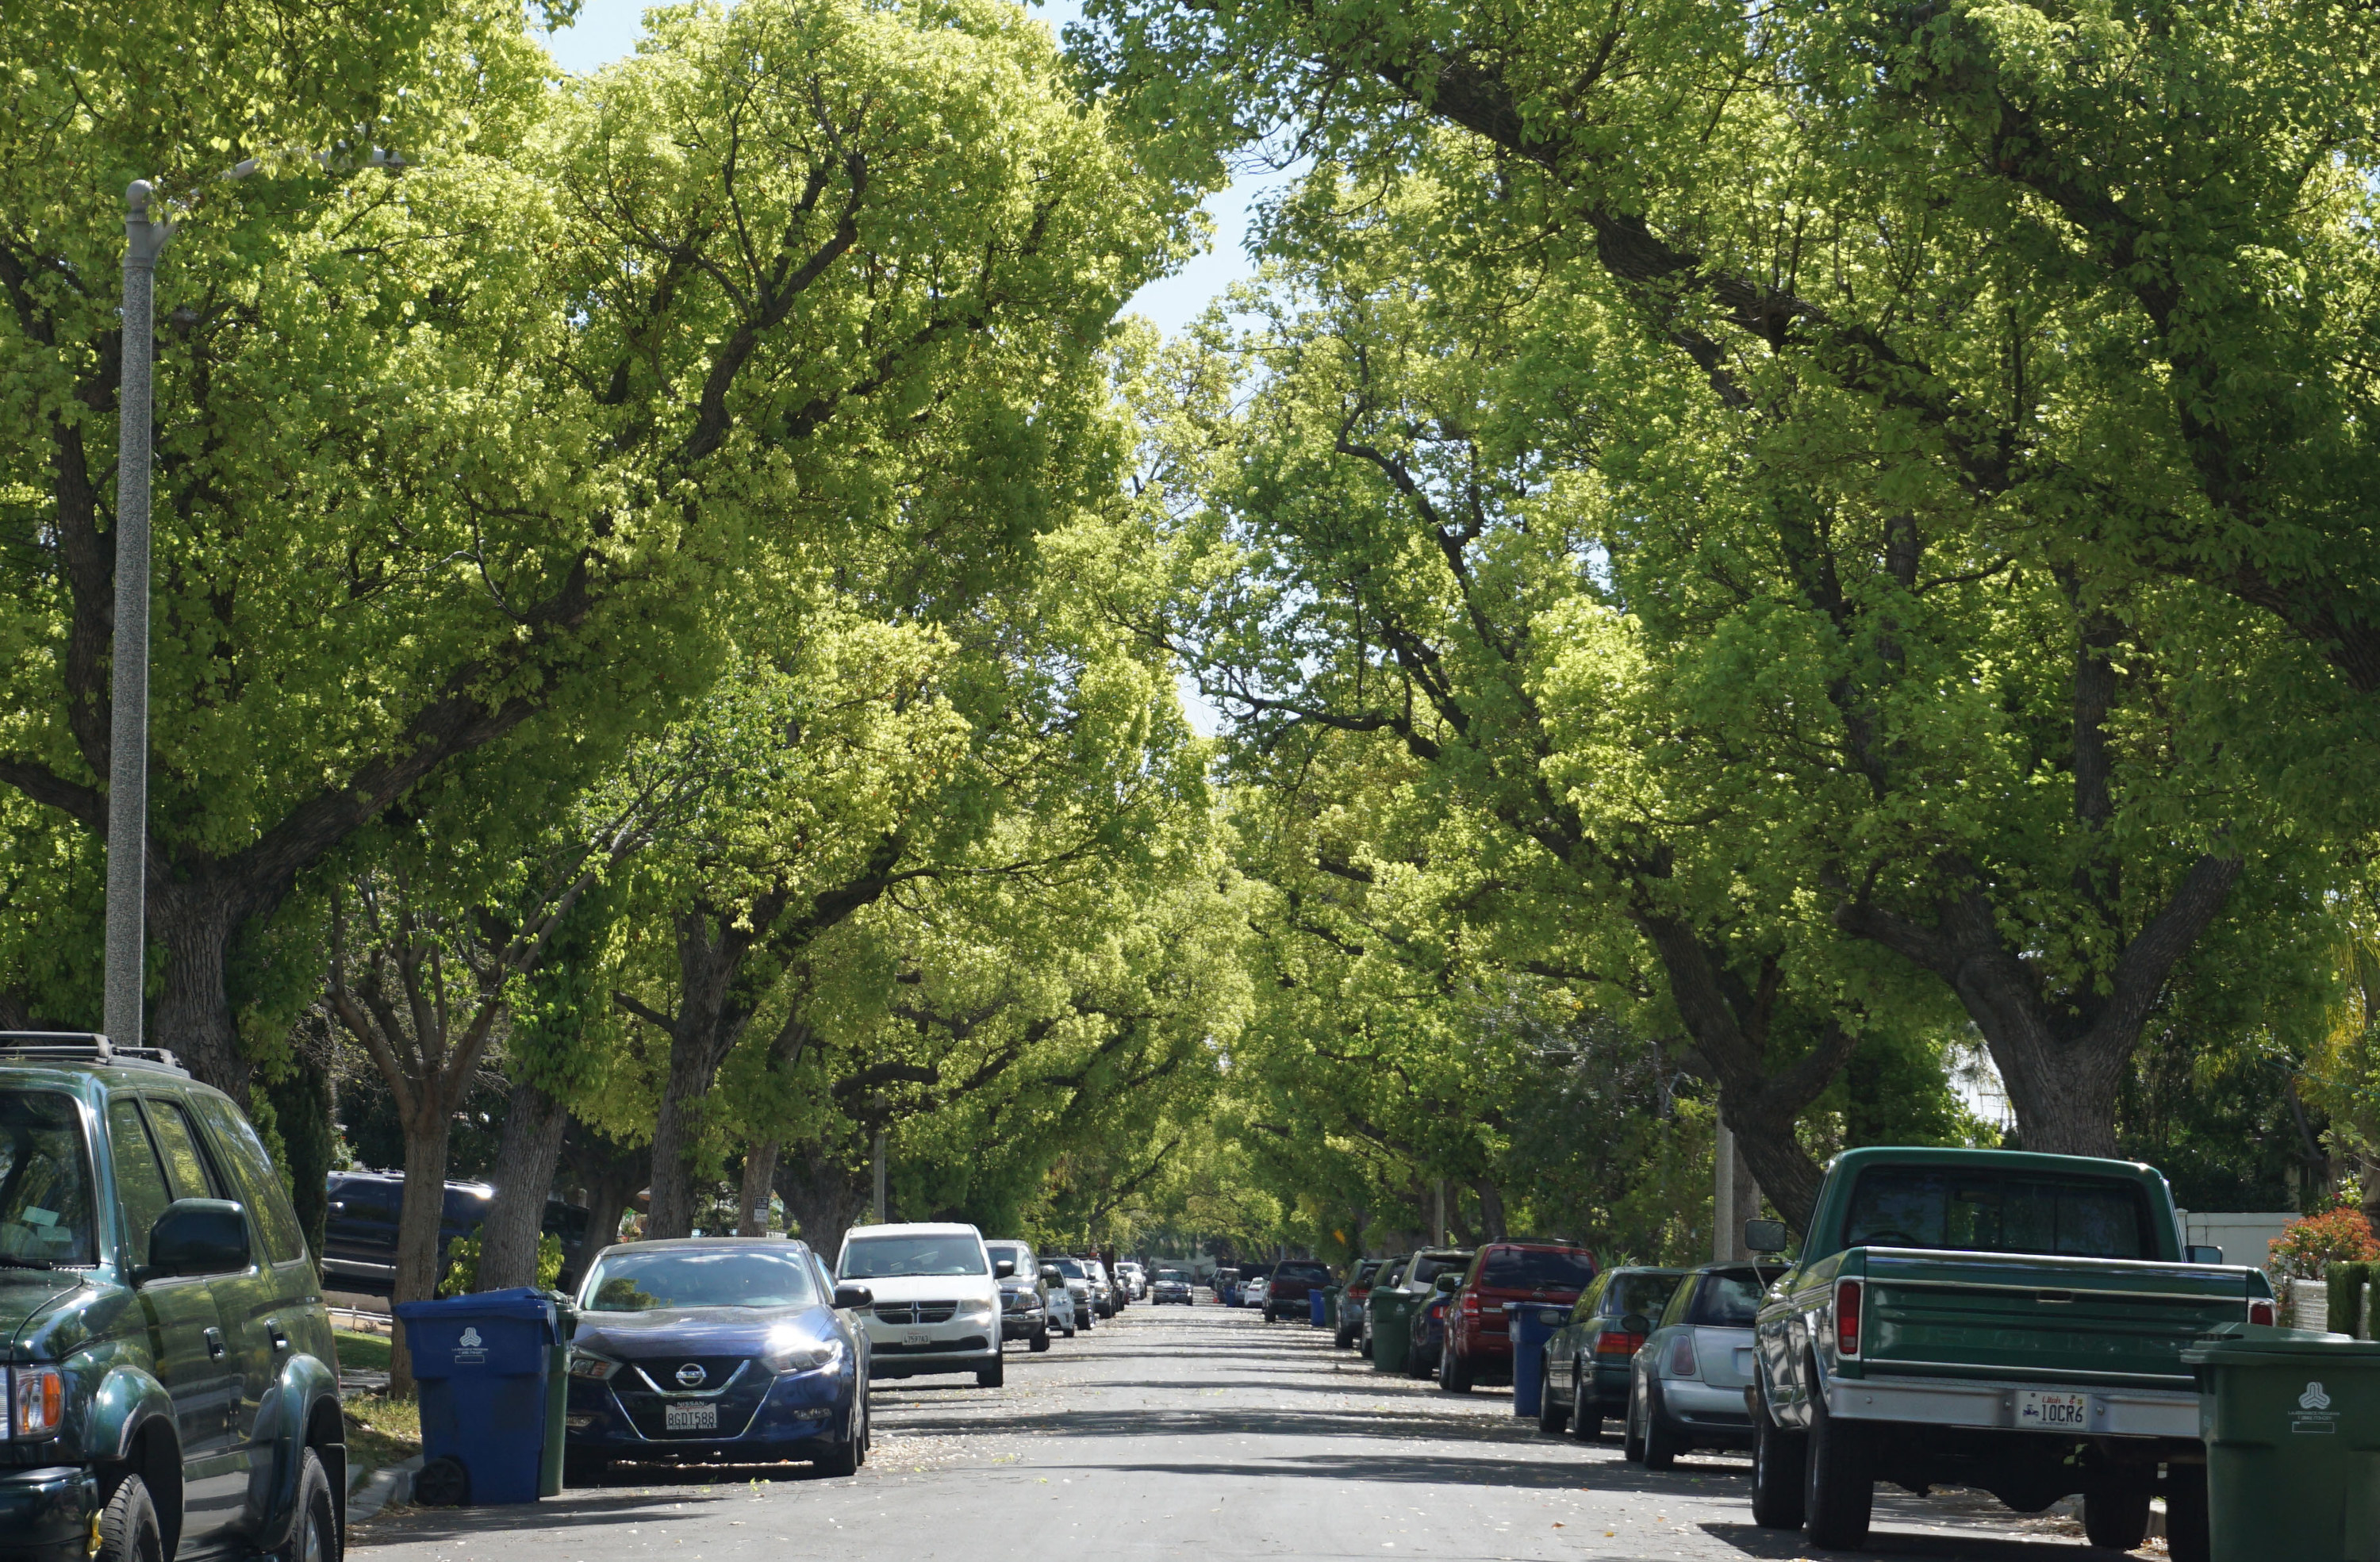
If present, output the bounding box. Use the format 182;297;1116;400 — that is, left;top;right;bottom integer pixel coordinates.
106;181;172;1048
870;1130;886;1224
1714;1119;1737;1264
1433;1180;1447;1247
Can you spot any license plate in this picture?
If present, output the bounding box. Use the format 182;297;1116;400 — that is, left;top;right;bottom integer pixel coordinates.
663;1402;717;1432
905;1332;933;1347
2016;1391;2091;1431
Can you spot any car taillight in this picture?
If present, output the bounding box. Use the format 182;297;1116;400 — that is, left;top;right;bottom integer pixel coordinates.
2249;1298;2276;1326
11;1368;62;1437
1665;1334;1699;1378
1835;1279;1863;1358
1460;1291;1480;1314
1595;1330;1645;1356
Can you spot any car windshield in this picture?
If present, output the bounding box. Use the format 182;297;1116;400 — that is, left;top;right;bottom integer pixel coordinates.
839;1234;987;1278
1407;1253;1471;1287
986;1244;1031;1273
1599;1272;1683;1320
0;1092;93;1265
1688;1268;1779;1326
583;1246;820;1311
1274;1262;1330;1280
1482;1248;1596;1289
1844;1168;2154;1260
1157;1269;1188;1281
1050;1257;1084;1279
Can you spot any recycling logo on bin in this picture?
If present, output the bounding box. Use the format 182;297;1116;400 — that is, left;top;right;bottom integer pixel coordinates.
2290;1380;2338;1435
455;1325;488;1365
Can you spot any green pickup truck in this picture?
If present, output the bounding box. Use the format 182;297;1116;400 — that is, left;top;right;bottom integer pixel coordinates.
1748;1146;2274;1559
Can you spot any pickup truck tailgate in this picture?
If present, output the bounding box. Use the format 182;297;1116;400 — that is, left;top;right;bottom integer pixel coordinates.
1858;1249;2255;1387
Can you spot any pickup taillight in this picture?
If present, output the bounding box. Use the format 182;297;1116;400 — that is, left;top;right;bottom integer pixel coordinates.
1835;1279;1863;1358
1595;1330;1645;1356
1460;1291;1480;1314
2250;1298;2276;1326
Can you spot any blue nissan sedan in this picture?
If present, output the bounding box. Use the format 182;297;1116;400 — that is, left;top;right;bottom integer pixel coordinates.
563;1237;873;1483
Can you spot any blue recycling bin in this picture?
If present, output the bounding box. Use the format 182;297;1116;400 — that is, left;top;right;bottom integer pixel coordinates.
396;1288;567;1506
1508;1303;1569;1420
1311;1288;1329;1326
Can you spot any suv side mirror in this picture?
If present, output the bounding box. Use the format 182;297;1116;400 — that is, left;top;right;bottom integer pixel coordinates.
2187;1245;2225;1265
994;1258;1016;1279
833;1283;874;1311
1434;1272;1461;1292
145;1199;250;1280
1040;1265;1061;1283
1744;1218;1790;1256
1618;1312;1652;1336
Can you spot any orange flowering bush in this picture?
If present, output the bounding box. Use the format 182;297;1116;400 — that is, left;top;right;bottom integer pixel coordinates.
2268;1207;2380;1281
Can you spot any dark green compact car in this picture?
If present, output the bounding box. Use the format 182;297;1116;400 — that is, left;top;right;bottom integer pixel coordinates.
0;1034;343;1562
1539;1266;1686;1441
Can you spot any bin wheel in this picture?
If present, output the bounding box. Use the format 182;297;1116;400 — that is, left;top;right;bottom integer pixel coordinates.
1641;1379;1685;1471
413;1456;470;1509
1535;1361;1565;1430
1749;1382;1806;1529
2164;1464;2210;1562
270;1450;338;1562
95;1472;164;1562
2082;1487;2152;1551
1801;1380;1872;1549
1029;1326;1051;1353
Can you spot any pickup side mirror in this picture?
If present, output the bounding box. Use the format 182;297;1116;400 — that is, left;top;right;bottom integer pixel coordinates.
1618;1312;1652;1337
1434;1272;1461;1292
833;1283;874;1311
145;1199;250;1281
2187;1245;2225;1265
1744;1218;1790;1256
994;1258;1016;1279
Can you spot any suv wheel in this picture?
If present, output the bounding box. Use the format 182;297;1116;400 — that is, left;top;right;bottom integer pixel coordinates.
1441;1341;1474;1395
271;1449;339;1562
1029;1325;1052;1353
96;1474;164;1562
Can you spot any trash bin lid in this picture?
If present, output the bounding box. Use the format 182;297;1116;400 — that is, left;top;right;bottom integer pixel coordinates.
2182;1322;2380;1365
393;1288;560;1325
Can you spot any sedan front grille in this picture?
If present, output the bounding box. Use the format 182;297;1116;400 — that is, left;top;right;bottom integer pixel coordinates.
628;1356;750;1394
873;1300;958;1326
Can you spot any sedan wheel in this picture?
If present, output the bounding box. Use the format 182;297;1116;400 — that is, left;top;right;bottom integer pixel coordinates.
1568;1367;1603;1443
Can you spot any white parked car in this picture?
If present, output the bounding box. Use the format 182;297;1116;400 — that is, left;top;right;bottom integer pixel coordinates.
1244;1274;1270;1311
1044;1255;1096;1332
1117;1261;1148;1299
838;1222;1007;1388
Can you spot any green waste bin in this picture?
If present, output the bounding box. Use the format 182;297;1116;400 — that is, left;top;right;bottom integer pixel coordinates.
1372;1287;1421;1374
540;1295;577;1498
2183;1322;2380;1562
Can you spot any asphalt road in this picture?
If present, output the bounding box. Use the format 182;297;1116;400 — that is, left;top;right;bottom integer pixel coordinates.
351;1298;2151;1562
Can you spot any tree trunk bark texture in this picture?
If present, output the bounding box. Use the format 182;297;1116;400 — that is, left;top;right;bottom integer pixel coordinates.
390;1107;453;1395
777;1142;868;1249
641;910;763;1241
150;883;251;1098
477;1078;571;1291
738;1141;781;1236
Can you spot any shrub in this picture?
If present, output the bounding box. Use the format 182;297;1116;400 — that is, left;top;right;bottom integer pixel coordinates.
438;1230;566;1296
2267;1207;2380;1282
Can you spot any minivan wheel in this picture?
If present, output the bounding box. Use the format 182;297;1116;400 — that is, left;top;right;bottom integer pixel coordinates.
977;1355;1006;1389
95;1473;164;1562
272;1449;339;1562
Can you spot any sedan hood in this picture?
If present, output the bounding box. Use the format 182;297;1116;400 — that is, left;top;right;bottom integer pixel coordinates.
572;1303;829;1358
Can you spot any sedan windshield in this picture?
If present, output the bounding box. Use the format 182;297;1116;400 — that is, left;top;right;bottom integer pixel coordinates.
841;1234;987;1278
1156;1269;1189;1282
584;1247;820;1311
1844;1168;2154;1260
1050;1258;1086;1279
0;1092;93;1265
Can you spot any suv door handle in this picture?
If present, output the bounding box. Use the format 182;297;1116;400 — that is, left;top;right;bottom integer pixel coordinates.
204;1327;226;1359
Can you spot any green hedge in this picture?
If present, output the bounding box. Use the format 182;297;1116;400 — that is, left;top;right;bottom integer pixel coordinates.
2328;1261;2371;1337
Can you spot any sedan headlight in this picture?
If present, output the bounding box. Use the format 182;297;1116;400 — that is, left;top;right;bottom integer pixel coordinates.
566;1350;620;1381
761;1333;846;1373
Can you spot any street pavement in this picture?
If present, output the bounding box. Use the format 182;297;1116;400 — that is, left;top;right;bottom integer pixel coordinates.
351;1298;2148;1561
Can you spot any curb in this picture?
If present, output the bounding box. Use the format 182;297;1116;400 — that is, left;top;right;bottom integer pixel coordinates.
347;1456;423;1526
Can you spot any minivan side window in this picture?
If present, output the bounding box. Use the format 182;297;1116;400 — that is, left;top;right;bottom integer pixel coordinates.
108;1100;175;1269
144;1100;225;1203
190;1092;309;1265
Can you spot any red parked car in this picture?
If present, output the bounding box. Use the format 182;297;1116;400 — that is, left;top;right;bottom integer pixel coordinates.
1261;1259;1334;1321
1437;1239;1599;1391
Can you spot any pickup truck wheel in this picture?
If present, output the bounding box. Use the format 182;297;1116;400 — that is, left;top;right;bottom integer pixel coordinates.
1622;1376;1648;1463
1641;1380;1684;1471
1800;1388;1873;1549
2082;1487;2151;1550
2164;1464;2210;1562
271;1449;338;1562
1750;1390;1806;1529
96;1473;164;1562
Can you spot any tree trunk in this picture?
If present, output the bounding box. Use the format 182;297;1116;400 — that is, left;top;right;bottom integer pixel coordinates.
1470;1180;1508;1243
390;1105;453;1395
150;883;251;1097
739;1141;780;1236
777;1141;869;1248
477;1078;570;1291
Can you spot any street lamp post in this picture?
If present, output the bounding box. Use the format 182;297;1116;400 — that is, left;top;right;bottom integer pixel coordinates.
103;180;173;1049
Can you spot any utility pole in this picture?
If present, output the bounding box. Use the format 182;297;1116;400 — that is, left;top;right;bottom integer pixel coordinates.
870;1130;887;1224
1716;1120;1763;1262
1433;1180;1447;1247
104;181;172;1048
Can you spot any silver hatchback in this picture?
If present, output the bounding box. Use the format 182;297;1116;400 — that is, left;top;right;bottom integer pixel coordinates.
1625;1262;1786;1468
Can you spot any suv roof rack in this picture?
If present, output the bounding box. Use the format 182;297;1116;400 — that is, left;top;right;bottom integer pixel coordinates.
0;1032;188;1076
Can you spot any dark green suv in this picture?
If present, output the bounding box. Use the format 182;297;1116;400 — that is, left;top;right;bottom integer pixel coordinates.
0;1034;343;1562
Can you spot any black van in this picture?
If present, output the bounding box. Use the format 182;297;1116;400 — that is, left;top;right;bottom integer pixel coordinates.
322;1170;593;1294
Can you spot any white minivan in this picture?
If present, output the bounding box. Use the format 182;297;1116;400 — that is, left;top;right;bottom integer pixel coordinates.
837;1222;1008;1388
